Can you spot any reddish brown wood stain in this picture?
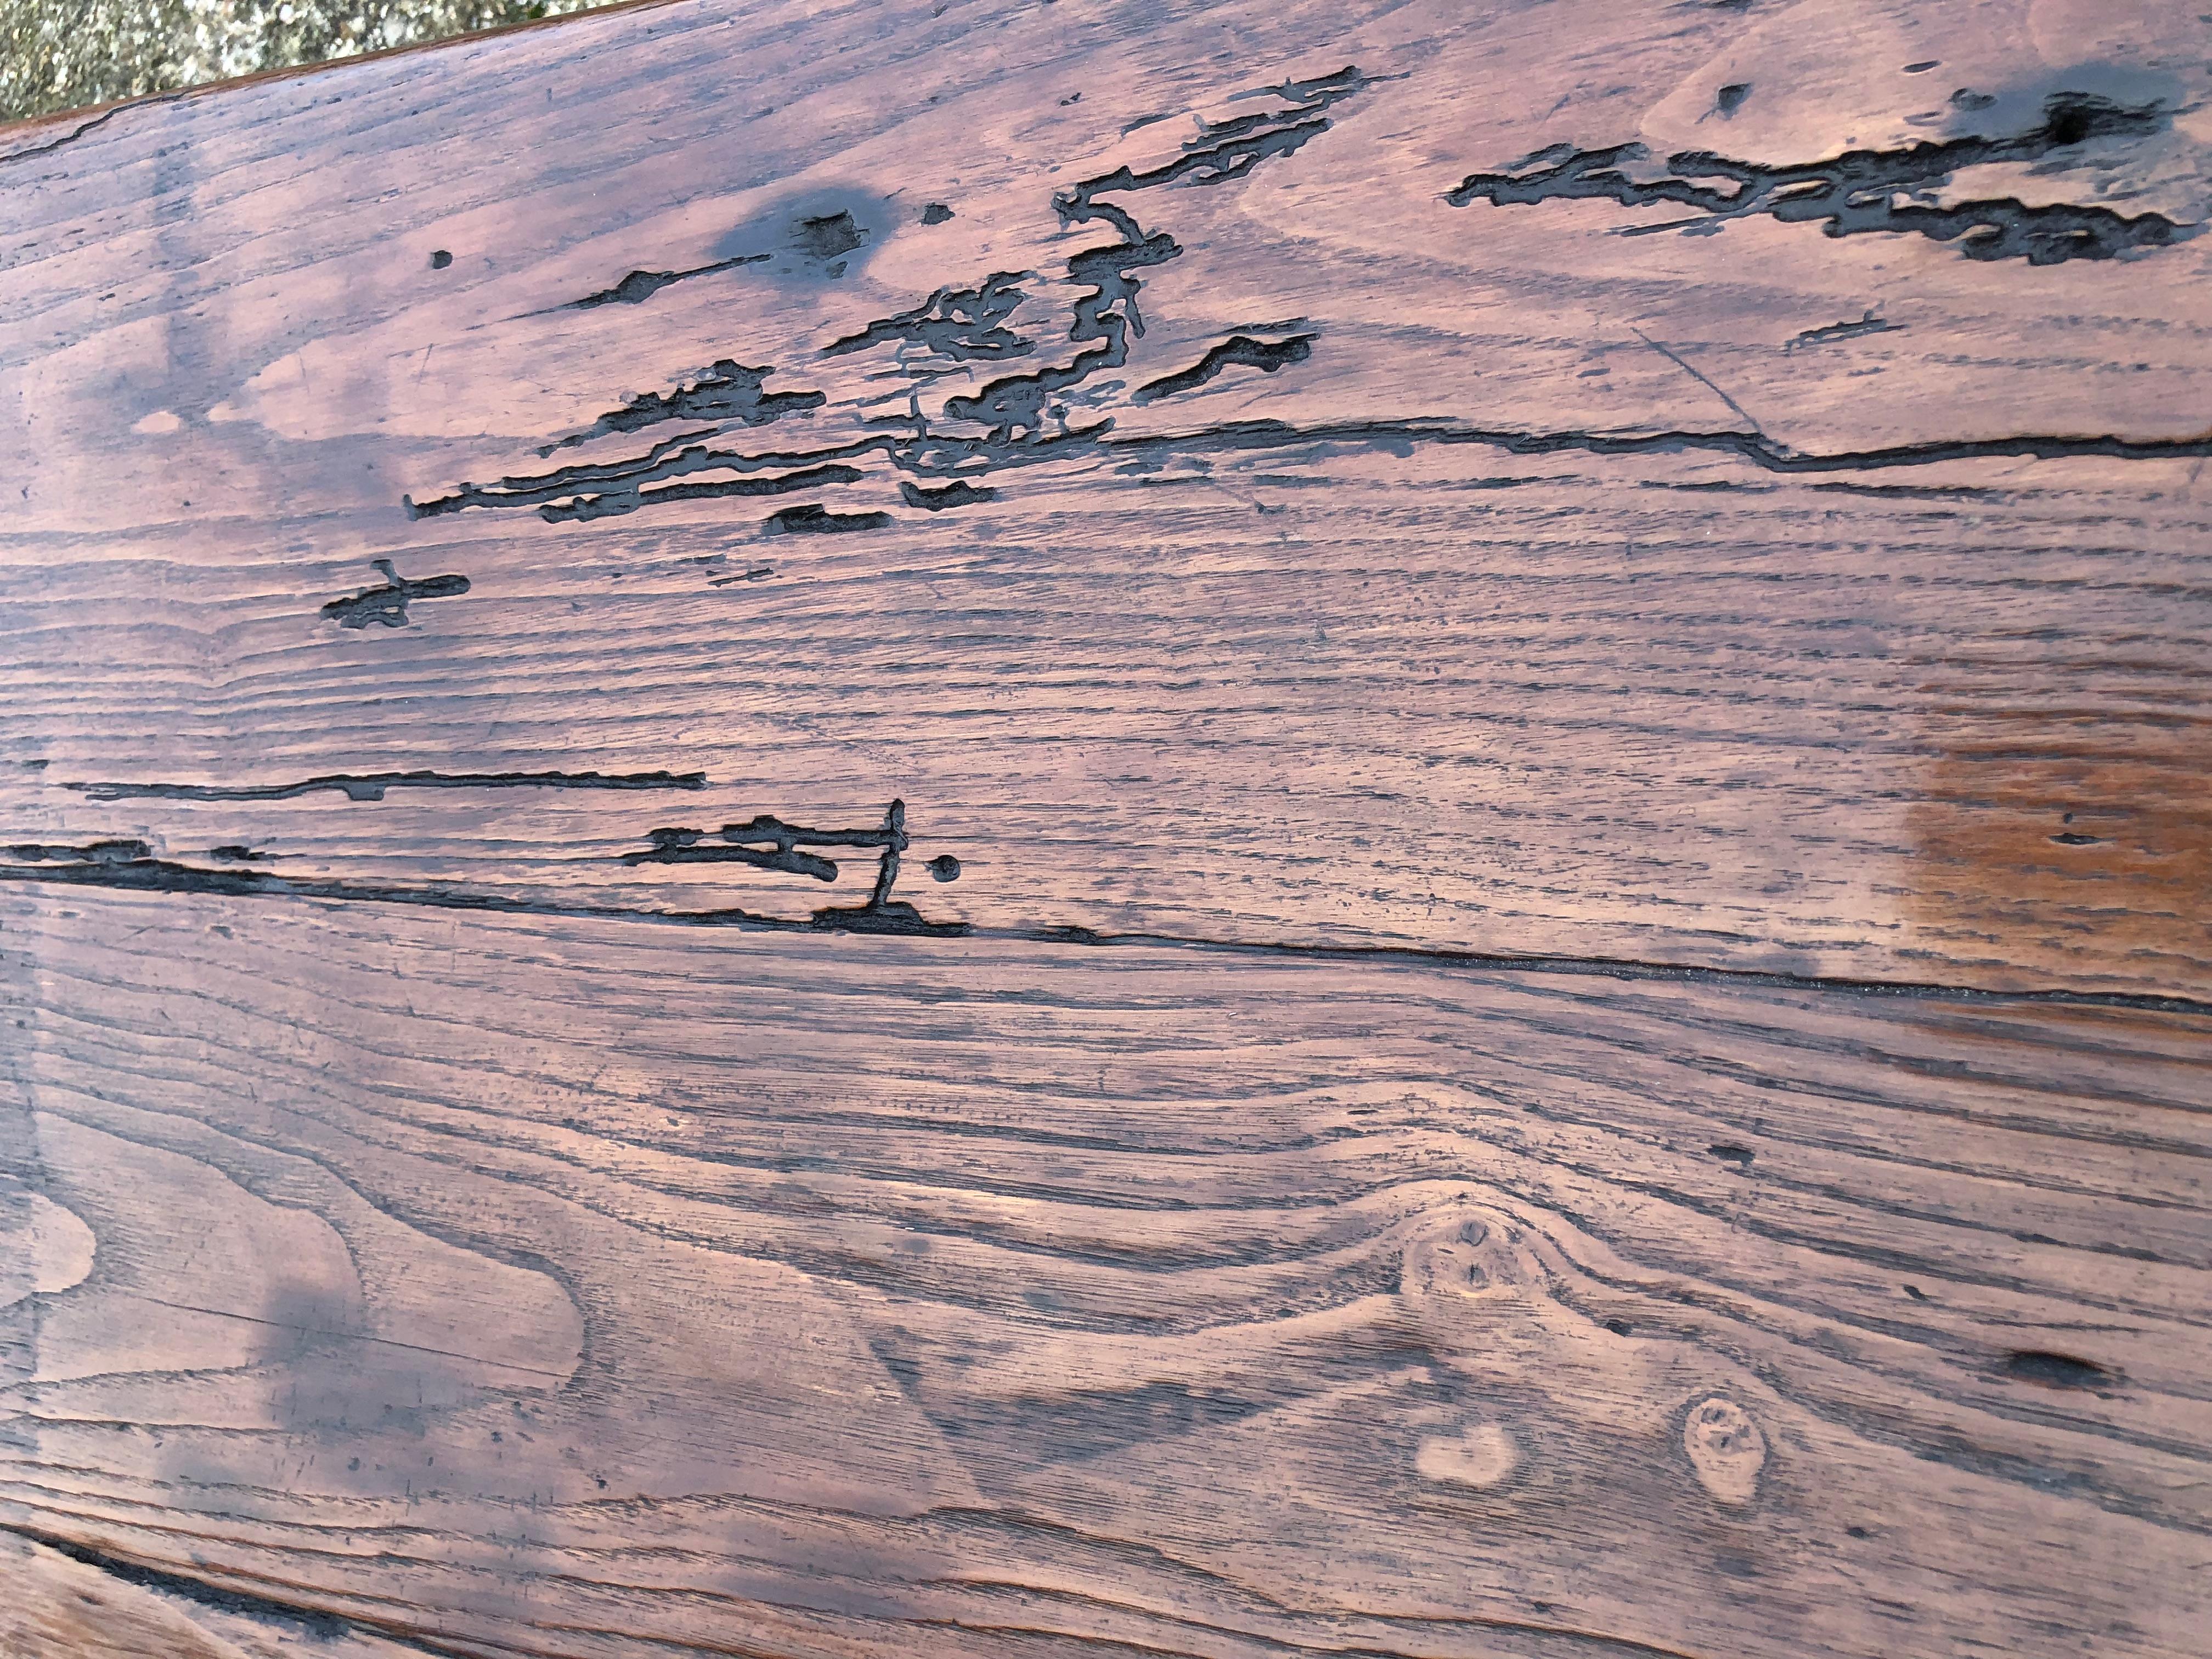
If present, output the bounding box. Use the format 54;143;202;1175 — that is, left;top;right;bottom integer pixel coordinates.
1910;707;2210;983
0;0;2205;1655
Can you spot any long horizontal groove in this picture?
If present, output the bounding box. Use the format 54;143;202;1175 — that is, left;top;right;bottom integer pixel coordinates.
407;416;2212;530
1101;417;2212;475
66;769;709;803
1017;924;2212;1018
3;859;2205;1018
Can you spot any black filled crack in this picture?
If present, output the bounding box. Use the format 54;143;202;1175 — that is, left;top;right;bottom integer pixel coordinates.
766;503;895;534
407;67;1367;526
543;360;826;453
1077;413;2212;477
5;843;2204;1014
0;803;966;936
69;769;707;803
622;801;953;933
626;817;848;881
936;67;1368;445
549;465;865;524
900;479;996;510
1786;309;1901;352
562;253;770;311
824;272;1036;362
407;441;867;523
1447;93;2182;264
525;207;878;319
404;70;2207;537
1133;332;1315;403
413;401;2212;531
0;97;187;167
320;559;471;629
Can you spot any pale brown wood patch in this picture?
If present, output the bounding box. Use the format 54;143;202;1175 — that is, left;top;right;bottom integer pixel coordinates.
1;0;2207;1653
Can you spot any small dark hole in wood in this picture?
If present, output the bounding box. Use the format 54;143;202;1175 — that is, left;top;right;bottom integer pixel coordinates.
1716;82;1751;116
430;249;453;269
2046;99;2096;146
1709;1142;1754;1168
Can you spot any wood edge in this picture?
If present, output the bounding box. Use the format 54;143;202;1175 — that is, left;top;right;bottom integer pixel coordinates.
2;1529;251;1658
0;0;695;158
0;1526;436;1657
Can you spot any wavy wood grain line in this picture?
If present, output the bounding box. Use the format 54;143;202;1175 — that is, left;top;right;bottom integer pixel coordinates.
3;889;2208;1658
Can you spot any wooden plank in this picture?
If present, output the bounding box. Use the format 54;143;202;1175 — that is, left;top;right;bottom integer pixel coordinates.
1;0;2206;995
4;1;2209;1654
3;887;2208;1659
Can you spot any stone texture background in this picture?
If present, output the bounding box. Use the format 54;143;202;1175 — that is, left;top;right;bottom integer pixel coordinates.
1;0;615;125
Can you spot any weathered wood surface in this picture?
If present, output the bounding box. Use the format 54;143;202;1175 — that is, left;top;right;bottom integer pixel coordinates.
1;0;2207;995
1;0;2208;1654
5;889;2210;1659
2;1531;418;1658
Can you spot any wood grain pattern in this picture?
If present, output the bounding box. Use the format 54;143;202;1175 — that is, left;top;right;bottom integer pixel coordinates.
4;888;2210;1658
1;0;2207;994
3;0;2209;1654
1;1532;417;1658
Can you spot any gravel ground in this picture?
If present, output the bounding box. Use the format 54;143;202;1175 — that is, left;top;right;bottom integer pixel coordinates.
1;0;614;124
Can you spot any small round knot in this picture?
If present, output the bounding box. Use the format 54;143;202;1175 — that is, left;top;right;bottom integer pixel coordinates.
1683;1396;1767;1505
